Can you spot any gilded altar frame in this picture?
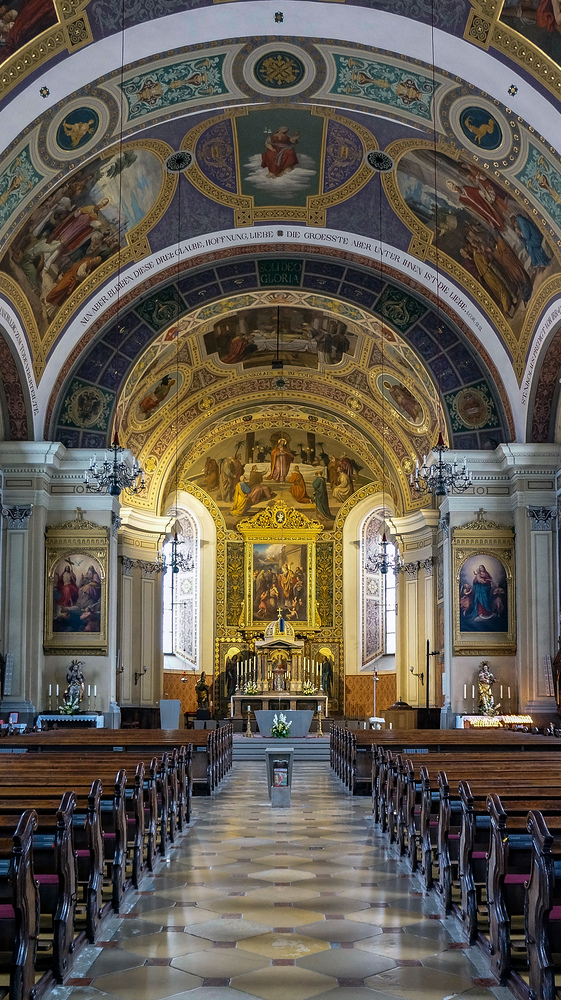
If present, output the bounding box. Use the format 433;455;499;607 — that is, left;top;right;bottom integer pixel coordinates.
452;514;516;655
44;510;109;655
237;499;323;631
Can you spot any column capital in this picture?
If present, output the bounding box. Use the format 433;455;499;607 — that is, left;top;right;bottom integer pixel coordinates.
404;561;419;579
526;506;557;531
438;513;450;539
422;557;433;576
2;505;32;530
111;512;122;539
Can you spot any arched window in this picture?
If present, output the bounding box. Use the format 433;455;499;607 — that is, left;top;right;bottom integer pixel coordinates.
162;509;199;669
362;511;397;666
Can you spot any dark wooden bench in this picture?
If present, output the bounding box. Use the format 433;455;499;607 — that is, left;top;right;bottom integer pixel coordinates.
0;810;39;1000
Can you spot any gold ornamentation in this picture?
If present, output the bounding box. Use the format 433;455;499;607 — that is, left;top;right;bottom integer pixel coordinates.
237;498;325;535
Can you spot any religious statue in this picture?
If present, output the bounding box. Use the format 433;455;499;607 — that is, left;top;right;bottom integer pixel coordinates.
321;657;333;698
195;671;210;710
61;659;85;714
272;656;288;692
477;661;499;716
225;657;237;698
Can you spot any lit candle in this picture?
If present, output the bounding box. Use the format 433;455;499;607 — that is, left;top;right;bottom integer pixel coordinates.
463;684;467;699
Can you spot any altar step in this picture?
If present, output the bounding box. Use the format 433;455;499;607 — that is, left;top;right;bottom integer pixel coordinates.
232;735;330;762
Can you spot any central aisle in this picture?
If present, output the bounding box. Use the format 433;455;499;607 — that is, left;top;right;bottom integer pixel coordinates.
62;762;505;1000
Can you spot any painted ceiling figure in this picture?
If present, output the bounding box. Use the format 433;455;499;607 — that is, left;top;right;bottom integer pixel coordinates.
261;126;300;178
266;439;294;482
0;0;57;59
288;465;312;503
139;375;176;419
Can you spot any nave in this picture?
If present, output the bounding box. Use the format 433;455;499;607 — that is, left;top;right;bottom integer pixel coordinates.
53;763;504;1000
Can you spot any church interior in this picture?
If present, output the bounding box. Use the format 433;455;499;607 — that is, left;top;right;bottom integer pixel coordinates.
3;0;561;998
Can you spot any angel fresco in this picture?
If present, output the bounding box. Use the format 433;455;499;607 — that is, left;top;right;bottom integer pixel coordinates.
396;148;557;332
1;146;163;335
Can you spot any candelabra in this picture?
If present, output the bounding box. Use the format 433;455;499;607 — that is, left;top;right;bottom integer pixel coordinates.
410;432;472;498
84;433;145;497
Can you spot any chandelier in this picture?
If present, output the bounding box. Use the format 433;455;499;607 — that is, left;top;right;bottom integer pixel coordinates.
411;432;472;498
168;531;194;574
84;433;146;497
365;531;402;576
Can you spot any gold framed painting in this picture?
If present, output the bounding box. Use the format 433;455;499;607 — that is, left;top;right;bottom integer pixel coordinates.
452;513;516;655
44;509;109;655
237;499;324;630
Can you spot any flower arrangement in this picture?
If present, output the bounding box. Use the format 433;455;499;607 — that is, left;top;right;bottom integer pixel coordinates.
302;680;315;696
244;680;259;695
271;712;292;738
59;692;80;715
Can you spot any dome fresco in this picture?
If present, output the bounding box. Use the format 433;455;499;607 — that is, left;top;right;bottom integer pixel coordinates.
0;0;559;501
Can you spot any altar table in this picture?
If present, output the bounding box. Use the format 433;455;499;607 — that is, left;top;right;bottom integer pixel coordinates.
230;693;328;719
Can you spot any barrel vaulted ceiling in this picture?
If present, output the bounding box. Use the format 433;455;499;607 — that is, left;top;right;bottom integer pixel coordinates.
0;0;561;512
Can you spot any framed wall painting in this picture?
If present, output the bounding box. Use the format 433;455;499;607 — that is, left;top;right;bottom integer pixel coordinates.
237;498;323;631
452;513;516;655
44;509;109;655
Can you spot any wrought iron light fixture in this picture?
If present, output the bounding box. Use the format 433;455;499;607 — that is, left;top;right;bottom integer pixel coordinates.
168;530;194;574
84;432;145;497
410;432;472;498
365;528;402;576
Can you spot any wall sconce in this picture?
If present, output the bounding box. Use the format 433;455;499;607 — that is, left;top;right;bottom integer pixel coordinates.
134;666;148;685
181;671;188;683
410;666;424;686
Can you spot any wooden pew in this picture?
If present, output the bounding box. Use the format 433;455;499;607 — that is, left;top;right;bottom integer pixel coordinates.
0;810;39;1000
525;809;561;1000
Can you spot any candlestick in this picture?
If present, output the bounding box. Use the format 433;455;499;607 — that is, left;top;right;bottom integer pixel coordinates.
56;684;59;697
245;705;253;738
87;684;91;698
500;685;503;699
463;684;467;699
508;686;511;699
94;684;97;697
48;684;52;697
472;685;475;699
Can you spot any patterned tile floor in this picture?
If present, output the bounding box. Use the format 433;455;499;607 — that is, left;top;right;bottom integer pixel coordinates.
51;762;515;1000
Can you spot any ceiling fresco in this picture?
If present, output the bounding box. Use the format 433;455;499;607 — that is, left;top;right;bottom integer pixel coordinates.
0;5;561;458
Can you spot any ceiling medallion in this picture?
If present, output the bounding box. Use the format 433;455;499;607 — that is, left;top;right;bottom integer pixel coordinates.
367;151;394;172
165;150;192;173
253;50;306;90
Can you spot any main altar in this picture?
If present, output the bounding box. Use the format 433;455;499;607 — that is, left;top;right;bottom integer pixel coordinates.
229;613;329;719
